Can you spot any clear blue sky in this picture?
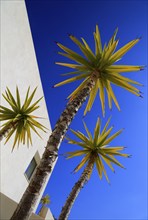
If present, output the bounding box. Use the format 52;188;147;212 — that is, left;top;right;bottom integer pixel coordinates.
25;0;147;219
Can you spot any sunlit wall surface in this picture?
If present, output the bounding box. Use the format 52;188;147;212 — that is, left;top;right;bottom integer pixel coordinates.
0;1;53;219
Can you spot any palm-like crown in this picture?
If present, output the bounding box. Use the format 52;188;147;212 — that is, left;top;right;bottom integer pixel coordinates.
66;117;130;183
0;87;46;149
40;194;50;206
54;25;143;115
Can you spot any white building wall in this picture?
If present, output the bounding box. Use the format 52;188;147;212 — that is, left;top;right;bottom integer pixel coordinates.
0;1;54;219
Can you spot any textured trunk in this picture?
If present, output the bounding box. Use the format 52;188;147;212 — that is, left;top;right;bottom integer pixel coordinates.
58;158;94;220
0;121;17;141
10;74;97;220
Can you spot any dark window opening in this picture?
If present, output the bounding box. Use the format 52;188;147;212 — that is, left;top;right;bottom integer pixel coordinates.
25;157;37;181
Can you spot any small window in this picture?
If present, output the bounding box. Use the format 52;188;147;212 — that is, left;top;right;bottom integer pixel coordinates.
25;157;37;181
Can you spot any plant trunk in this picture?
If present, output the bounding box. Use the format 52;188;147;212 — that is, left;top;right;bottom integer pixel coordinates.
58;158;94;220
10;74;97;220
0;121;17;141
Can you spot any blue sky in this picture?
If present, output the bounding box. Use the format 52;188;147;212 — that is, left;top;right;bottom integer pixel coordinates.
25;0;147;219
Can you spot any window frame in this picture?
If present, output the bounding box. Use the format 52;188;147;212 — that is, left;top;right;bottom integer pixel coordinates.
24;156;37;181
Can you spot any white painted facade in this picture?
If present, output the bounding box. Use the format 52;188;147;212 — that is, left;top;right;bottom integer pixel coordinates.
0;1;54;219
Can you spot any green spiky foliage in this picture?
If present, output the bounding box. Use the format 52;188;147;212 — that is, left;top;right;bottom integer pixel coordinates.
38;194;50;215
54;25;143;116
66;117;130;182
0;87;46;149
40;194;50;206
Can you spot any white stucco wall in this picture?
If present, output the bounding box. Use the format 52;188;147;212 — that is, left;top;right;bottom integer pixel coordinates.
0;0;54;217
38;206;54;220
0;193;54;220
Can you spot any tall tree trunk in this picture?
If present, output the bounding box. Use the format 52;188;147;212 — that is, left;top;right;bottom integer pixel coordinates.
10;73;97;220
58;158;94;220
0;121;17;141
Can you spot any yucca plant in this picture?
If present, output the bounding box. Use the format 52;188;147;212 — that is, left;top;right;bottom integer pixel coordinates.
0;87;46;150
38;194;51;215
11;26;143;220
54;26;143;116
59;117;130;220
